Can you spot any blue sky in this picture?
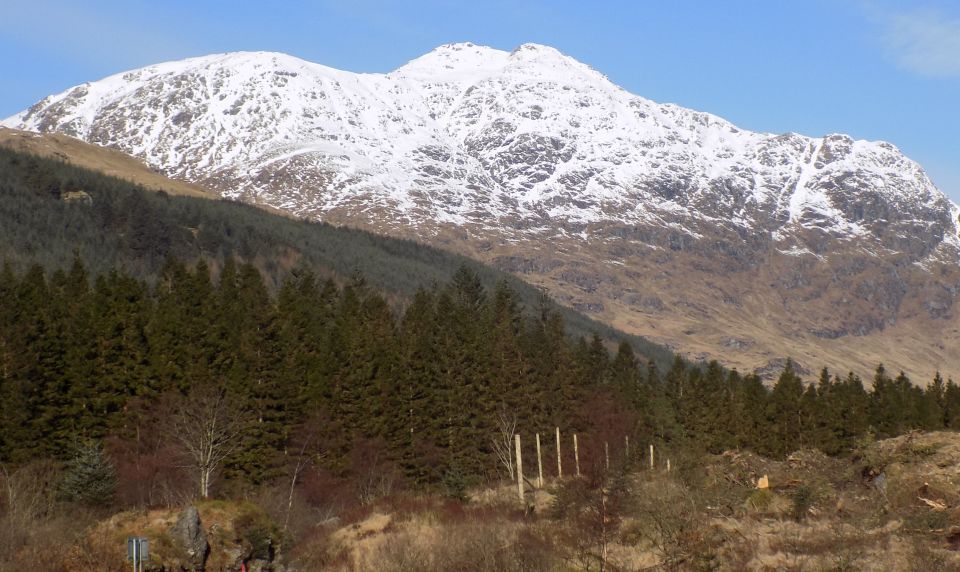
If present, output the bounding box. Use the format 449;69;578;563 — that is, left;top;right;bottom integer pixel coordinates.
2;0;959;201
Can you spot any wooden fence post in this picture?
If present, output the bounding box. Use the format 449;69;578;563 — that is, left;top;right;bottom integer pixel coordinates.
649;444;654;470
536;433;544;489
605;441;610;471
555;427;562;479
515;434;524;506
574;433;581;477
625;435;630;459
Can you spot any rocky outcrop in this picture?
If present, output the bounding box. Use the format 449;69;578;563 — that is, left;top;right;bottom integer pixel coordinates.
79;502;283;572
168;506;209;571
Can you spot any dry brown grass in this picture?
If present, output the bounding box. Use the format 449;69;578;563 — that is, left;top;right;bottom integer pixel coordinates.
8;432;960;571
346;217;960;385
0;460;102;572
0;127;215;198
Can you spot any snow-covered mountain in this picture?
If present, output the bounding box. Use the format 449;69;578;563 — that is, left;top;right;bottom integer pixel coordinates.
7;43;960;379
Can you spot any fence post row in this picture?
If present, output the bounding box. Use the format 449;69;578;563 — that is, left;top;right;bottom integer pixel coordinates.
509;430;657;491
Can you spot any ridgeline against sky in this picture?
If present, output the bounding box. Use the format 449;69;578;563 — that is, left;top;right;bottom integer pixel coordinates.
2;0;960;200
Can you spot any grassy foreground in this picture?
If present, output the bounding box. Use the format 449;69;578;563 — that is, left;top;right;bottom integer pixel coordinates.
4;431;960;571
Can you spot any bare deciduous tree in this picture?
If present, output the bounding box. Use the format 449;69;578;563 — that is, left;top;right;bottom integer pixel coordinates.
491;410;517;482
169;384;247;499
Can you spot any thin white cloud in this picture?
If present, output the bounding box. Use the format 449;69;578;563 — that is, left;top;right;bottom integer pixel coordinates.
883;9;960;77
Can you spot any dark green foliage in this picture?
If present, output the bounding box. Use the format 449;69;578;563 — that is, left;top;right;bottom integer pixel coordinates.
765;360;807;458
58;440;118;506
1;145;958;497
945;378;960;430
791;484;813;522
233;504;280;561
1;255;957;487
869;366;925;438
0;145;674;371
0;256;606;486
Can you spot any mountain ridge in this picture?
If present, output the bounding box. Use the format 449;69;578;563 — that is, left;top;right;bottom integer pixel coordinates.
7;42;954;243
6;42;960;380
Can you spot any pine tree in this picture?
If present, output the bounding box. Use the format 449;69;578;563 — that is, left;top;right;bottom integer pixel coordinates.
766;360;805;458
59;440;118;506
487;280;530;426
735;373;769;451
434;266;492;479
870;365;906;438
527;301;581;429
919;372;946;430
664;355;687;410
944;379;960;430
677;361;732;453
0;260;20;462
836;372;869;447
635;360;680;444
609;341;641;406
807;368;836;453
224;263;290;485
394;287;443;484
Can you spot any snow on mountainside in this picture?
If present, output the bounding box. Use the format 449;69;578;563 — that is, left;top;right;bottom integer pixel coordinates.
5;42;958;253
7;42;960;380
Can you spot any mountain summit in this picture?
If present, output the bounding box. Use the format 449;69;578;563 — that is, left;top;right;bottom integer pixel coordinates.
6;43;960;379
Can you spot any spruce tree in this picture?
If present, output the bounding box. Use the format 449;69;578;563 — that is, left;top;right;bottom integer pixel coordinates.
945;379;960;430
919;372;946;430
59;440;118;506
735;373;769;451
869;365;905;438
766;360;805;458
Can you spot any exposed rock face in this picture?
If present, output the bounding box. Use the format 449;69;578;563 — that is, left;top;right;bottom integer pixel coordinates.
169;506;209;571
6;43;960;379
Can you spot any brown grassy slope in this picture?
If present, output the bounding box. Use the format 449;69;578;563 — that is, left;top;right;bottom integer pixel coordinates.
313;209;960;384
0;128;214;198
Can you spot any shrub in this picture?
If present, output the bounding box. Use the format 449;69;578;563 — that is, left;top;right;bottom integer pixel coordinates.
744;489;776;512
791;485;813;522
234;504;280;561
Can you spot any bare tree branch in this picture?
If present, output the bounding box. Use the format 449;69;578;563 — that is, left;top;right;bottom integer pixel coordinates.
168;383;248;499
491;410;517;482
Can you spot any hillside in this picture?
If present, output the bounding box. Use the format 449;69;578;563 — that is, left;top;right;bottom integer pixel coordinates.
0;143;673;367
6;43;959;380
0;127;212;198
